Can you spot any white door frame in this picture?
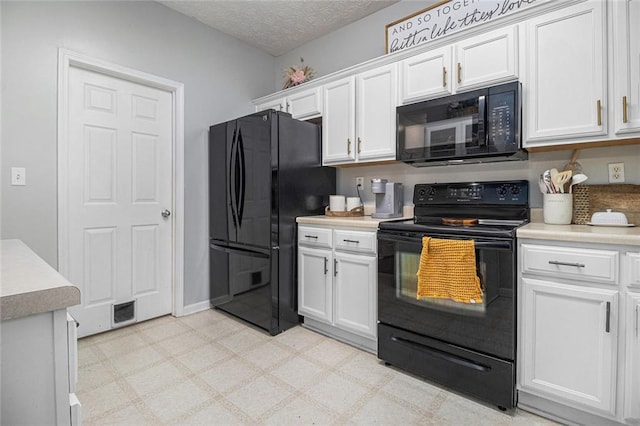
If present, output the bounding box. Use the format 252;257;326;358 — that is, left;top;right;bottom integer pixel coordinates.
57;48;185;317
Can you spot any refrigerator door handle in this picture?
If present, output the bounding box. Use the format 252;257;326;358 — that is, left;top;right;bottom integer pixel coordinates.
237;128;246;226
210;242;270;259
229;128;239;229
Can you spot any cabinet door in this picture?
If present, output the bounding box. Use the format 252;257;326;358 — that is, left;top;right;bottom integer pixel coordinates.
524;1;607;145
455;26;518;91
256;98;286;113
627;252;640;288
333;251;377;339
298;246;333;323
625;292;640;422
323;76;356;164
613;0;640;134
288;87;323;120
399;46;452;104
356;64;397;162
521;277;618;415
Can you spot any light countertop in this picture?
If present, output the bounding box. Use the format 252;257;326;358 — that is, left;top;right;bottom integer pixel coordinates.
517;222;640;246
296;214;413;229
1;239;80;321
297;205;413;229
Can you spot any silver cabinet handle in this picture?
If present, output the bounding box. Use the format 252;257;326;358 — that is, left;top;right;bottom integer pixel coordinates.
304;235;318;239
343;239;360;244
605;301;611;333
334;259;338;277
548;260;585;268
324;257;328;275
161;209;171;218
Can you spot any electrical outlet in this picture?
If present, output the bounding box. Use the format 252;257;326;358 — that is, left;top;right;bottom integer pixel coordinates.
11;167;26;186
356;177;364;190
608;162;625;183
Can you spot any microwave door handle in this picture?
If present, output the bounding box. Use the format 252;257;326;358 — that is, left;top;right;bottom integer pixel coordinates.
478;95;486;147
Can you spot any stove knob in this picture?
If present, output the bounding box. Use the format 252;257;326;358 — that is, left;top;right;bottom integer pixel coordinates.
428;187;436;196
418;188;427;197
497;185;508;197
511;186;521;196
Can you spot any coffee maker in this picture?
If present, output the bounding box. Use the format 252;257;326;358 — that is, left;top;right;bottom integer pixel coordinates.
371;178;403;218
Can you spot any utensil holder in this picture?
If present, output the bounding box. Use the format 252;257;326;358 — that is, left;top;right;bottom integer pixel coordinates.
544;193;573;225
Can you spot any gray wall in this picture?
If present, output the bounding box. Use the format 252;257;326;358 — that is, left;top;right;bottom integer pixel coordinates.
0;1;275;307
274;0;640;208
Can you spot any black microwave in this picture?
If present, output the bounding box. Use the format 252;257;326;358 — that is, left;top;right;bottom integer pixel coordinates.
396;82;526;166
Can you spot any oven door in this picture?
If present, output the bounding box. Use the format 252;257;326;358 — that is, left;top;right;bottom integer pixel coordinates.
377;230;516;361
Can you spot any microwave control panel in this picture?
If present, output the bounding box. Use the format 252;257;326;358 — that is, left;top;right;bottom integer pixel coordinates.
487;92;515;147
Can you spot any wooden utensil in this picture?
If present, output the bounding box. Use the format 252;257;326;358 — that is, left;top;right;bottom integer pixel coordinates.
442;218;479;226
552;170;573;193
563;149;582;173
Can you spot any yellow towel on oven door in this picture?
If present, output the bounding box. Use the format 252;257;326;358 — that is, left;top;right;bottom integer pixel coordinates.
416;237;483;304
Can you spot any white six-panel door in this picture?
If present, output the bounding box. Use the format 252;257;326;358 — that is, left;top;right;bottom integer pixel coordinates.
66;65;173;337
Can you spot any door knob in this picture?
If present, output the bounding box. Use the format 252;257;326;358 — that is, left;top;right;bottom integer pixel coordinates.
161;209;171;218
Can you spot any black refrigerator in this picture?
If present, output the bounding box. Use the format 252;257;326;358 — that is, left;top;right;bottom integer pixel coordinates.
209;110;335;335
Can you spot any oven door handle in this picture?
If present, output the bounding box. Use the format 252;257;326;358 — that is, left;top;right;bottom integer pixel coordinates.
391;336;491;372
378;233;512;250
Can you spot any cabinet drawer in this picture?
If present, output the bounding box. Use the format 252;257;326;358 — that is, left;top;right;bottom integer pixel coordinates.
334;229;376;254
521;244;618;284
298;226;332;248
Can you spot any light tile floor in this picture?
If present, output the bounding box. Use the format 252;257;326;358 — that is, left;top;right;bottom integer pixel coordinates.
78;309;559;425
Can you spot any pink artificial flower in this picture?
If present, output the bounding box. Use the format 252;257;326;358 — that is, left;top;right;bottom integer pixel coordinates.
290;69;306;85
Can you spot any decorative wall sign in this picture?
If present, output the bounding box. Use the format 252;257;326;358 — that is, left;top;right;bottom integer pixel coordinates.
385;0;542;54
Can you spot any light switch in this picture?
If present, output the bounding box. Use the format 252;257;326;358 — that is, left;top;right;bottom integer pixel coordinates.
11;167;26;186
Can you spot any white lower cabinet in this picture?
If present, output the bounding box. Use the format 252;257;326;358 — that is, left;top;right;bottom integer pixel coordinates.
520;277;618;415
298;224;377;352
1;309;81;425
334;251;377;339
519;240;640;425
298;245;333;323
625;291;640;423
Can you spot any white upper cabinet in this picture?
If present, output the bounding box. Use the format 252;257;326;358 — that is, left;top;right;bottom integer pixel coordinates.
398;25;518;105
323;64;397;165
286;87;323;120
612;0;640;135
322;76;356;164
524;1;607;146
455;25;519;92
256;97;286;113
399;46;452;104
356;64;397;162
256;86;322;120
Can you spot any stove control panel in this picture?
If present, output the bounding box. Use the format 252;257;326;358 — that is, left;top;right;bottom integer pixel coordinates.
414;180;529;205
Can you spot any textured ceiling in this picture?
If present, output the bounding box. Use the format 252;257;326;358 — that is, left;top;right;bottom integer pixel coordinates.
159;0;399;56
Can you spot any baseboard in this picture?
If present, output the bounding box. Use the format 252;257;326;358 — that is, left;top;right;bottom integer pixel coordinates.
517;391;622;426
302;317;376;354
178;300;211;317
